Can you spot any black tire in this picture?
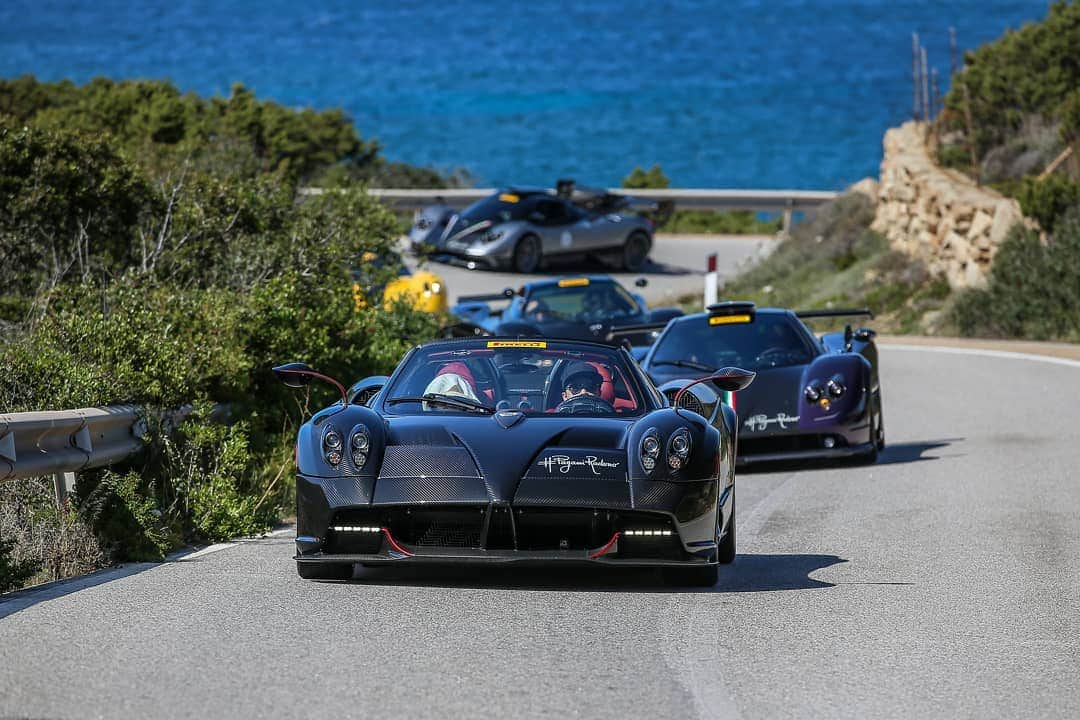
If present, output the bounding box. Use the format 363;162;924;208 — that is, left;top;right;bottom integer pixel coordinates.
663;564;719;587
874;390;886;451
296;561;354;581
717;498;736;564
621;231;651;271
857;392;882;464
512;234;542;273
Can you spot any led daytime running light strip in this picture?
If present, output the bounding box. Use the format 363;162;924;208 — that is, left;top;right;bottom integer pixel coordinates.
331;526;382;533
623;529;673;536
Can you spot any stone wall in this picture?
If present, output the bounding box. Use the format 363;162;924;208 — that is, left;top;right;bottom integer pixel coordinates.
870;121;1024;289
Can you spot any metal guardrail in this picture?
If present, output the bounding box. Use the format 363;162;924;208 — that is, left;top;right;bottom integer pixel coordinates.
0;405;144;505
299;187;839;214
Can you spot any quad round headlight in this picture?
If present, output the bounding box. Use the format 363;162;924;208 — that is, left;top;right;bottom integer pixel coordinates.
323;429;343;465
640;431;661;473
350;426;371;469
804;382;822;402
826;375;845;398
668;428;692;471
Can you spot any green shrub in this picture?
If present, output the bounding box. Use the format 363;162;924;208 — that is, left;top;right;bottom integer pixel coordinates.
0;537;38;594
659;209;781;235
622;164;670;189
948;208;1080;341
0;115;442;587
941;2;1080;157
80;471;174;562
709;193;949;332
0;76;452;188
1016;174;1080;234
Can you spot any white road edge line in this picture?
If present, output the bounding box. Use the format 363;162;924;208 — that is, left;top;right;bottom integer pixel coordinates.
883;344;1080;368
174;543;238;561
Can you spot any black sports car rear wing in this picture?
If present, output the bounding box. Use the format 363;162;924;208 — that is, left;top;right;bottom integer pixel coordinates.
604;322;670;342
456;288;517;304
795;308;875;320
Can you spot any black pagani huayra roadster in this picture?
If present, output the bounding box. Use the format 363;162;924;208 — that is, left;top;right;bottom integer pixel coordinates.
274;337;754;586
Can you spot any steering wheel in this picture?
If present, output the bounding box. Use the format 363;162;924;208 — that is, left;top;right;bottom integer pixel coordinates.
754;347;791;365
554;394;616;415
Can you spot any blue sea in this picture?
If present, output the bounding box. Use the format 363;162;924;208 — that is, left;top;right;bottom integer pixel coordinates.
0;1;1048;189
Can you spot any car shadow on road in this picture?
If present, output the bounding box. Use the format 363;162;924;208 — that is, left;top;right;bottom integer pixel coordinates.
737;437;963;474
344;552;846;594
875;438;963;465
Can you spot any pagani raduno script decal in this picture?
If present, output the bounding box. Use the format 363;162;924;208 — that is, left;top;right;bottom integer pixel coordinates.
537;455;621;475
743;413;799;432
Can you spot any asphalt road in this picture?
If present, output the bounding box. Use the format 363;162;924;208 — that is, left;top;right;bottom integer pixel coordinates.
2;346;1079;719
406;233;779;307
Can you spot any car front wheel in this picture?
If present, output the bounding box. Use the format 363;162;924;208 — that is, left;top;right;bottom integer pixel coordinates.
513;234;542;273
621;231;651;271
717;498;736;564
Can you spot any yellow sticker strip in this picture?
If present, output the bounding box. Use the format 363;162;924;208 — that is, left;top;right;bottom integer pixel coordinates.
487;340;547;349
557;278;590;287
498;193;520;203
709;314;752;325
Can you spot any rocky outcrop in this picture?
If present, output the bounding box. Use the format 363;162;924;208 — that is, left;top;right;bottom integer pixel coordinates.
871;121;1024;289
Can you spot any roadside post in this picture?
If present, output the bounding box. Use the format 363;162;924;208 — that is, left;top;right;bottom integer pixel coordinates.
704;253;718;308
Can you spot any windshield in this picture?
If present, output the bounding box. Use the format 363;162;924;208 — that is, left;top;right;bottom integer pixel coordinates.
650;314;817;372
523;282;639;323
460;192;535;224
383;341;648;417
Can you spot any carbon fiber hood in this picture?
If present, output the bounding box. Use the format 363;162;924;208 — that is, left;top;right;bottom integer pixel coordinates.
382;415;631;502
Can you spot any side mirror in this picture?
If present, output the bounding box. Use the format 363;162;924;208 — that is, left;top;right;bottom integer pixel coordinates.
635;277;648;288
672;367;755;406
271;362;348;406
272;362;315;388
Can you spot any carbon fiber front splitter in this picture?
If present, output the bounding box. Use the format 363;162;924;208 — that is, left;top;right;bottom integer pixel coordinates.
296;551;715;568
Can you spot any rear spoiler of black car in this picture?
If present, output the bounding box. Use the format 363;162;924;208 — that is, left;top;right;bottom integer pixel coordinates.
795;308;875;320
456;288;517;304
604;321;670;342
438;322;492;338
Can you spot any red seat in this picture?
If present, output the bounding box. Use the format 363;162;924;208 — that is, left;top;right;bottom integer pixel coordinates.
586;362;637;412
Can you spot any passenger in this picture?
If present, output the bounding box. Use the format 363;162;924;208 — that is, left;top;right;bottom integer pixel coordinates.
422;361;481;402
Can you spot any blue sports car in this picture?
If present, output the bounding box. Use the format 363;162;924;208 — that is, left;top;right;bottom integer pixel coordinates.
447;274;682;349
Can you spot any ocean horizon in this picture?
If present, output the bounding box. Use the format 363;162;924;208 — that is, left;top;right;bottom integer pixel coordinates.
0;0;1048;189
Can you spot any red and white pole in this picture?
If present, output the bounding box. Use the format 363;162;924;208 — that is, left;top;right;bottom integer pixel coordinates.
704;253;718;308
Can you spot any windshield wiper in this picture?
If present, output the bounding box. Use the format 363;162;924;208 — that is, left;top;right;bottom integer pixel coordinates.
650;359;717;373
386;393;495;414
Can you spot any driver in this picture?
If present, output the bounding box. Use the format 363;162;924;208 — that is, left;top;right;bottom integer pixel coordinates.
561;364;603;403
554;362;614;414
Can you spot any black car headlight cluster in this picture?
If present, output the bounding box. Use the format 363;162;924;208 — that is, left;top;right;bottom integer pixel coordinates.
322;428;343;466
350;425;371;468
668;428;692;470
805;374;846;406
479;229;505;244
322;425;371;468
640;427;693;474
